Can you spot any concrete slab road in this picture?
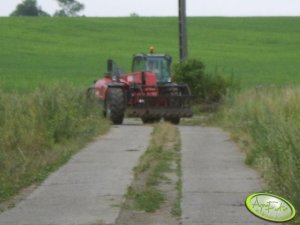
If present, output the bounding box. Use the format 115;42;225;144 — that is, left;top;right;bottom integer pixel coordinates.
0;124;152;225
180;126;271;225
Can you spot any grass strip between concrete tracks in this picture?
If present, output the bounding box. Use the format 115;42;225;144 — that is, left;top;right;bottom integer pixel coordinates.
0;83;110;205
217;86;300;223
124;122;182;215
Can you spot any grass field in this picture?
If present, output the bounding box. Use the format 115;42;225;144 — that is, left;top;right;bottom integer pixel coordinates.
0;17;300;91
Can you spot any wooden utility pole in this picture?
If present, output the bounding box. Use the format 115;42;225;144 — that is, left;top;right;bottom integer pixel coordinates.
178;0;188;61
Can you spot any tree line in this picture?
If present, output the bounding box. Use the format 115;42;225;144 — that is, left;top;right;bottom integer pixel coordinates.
10;0;84;17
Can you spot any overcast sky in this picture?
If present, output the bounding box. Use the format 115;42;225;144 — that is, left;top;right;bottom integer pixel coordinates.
0;0;300;17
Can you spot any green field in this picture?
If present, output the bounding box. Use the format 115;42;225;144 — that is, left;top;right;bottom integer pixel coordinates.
0;17;300;91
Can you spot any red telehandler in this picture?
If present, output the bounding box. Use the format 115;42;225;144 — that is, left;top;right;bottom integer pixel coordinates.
88;48;193;125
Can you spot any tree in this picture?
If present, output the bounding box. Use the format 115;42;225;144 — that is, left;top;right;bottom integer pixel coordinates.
10;0;49;16
130;12;139;17
54;0;84;17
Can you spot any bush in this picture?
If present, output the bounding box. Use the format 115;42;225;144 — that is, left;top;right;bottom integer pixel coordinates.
173;59;238;104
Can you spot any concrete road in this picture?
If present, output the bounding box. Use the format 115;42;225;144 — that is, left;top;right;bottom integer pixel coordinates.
180;126;271;225
0;123;152;225
0;123;272;225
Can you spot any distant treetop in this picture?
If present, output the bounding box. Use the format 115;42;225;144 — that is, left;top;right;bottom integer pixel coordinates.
54;0;85;17
10;0;50;17
130;12;139;17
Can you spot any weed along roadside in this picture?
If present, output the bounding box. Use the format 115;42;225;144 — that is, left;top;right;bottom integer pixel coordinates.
116;122;182;225
217;85;300;223
0;84;110;206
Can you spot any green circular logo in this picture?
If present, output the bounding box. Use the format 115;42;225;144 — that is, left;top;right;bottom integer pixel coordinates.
245;193;296;222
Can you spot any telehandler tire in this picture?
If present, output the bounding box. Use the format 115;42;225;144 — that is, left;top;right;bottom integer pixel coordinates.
105;88;125;125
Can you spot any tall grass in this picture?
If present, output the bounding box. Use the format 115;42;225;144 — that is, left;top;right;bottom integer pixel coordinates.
0;83;109;202
218;86;300;222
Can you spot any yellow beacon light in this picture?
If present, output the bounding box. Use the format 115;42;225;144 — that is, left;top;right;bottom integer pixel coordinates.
149;46;155;54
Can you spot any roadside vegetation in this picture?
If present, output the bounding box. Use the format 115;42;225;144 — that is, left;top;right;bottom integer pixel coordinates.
0;84;109;203
217;86;300;223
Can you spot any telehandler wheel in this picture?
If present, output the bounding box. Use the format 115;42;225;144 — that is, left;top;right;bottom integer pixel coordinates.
164;117;180;125
105;88;125;125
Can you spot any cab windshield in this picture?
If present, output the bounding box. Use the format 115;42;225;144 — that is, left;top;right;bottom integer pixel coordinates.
145;57;171;83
